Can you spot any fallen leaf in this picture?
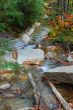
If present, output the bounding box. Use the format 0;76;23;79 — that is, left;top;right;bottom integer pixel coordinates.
19;75;28;81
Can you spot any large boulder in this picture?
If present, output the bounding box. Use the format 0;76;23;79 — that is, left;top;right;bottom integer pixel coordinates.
44;65;73;84
4;49;44;65
45;45;64;60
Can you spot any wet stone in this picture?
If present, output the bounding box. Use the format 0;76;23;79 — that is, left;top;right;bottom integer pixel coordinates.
4;48;44;65
0;83;11;90
32;27;50;43
44;65;73;84
10;39;28;50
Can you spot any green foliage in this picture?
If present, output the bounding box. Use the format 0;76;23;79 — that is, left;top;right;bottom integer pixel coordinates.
0;61;20;70
0;39;12;56
53;30;73;43
0;23;6;32
0;0;44;32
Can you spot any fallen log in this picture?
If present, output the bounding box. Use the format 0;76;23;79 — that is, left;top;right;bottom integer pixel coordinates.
28;72;49;110
28;72;41;105
45;79;73;110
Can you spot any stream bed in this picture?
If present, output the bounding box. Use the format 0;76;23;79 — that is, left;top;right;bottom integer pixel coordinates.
0;20;73;110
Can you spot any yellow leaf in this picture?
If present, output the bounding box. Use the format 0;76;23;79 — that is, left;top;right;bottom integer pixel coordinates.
71;28;73;31
19;75;28;81
1;73;15;79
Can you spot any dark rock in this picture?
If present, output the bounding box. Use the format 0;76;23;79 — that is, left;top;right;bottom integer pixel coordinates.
0;32;14;39
44;65;73;84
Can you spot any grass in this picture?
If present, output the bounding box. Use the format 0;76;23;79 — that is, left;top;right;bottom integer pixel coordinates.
0;39;13;56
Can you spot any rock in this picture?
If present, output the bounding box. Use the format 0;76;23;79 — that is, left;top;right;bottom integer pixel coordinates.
0;83;11;90
24;44;36;49
32;27;50;43
67;52;73;62
47;46;59;51
69;103;73;108
43;15;49;19
26;22;41;36
44;65;73;84
45;51;57;59
11;22;41;49
71;51;73;54
11;39;27;49
67;55;73;62
4;49;44;64
33;22;41;28
21;34;31;44
45;45;64;60
26;27;35;36
37;59;60;72
4;93;15;98
37;65;49;72
0;32;14;39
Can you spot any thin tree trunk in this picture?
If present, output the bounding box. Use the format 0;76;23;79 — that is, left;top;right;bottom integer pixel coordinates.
57;0;60;8
61;0;63;18
63;0;67;12
67;0;70;12
28;72;41;105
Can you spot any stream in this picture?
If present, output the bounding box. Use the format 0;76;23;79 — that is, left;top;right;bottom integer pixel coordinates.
0;19;73;110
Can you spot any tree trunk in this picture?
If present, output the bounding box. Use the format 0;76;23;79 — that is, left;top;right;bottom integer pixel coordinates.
63;0;67;12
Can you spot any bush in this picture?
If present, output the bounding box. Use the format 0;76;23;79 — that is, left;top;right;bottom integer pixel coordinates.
0;0;44;32
48;14;73;43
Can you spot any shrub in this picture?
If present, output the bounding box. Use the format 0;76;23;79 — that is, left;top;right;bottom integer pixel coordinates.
48;13;73;43
0;0;44;32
